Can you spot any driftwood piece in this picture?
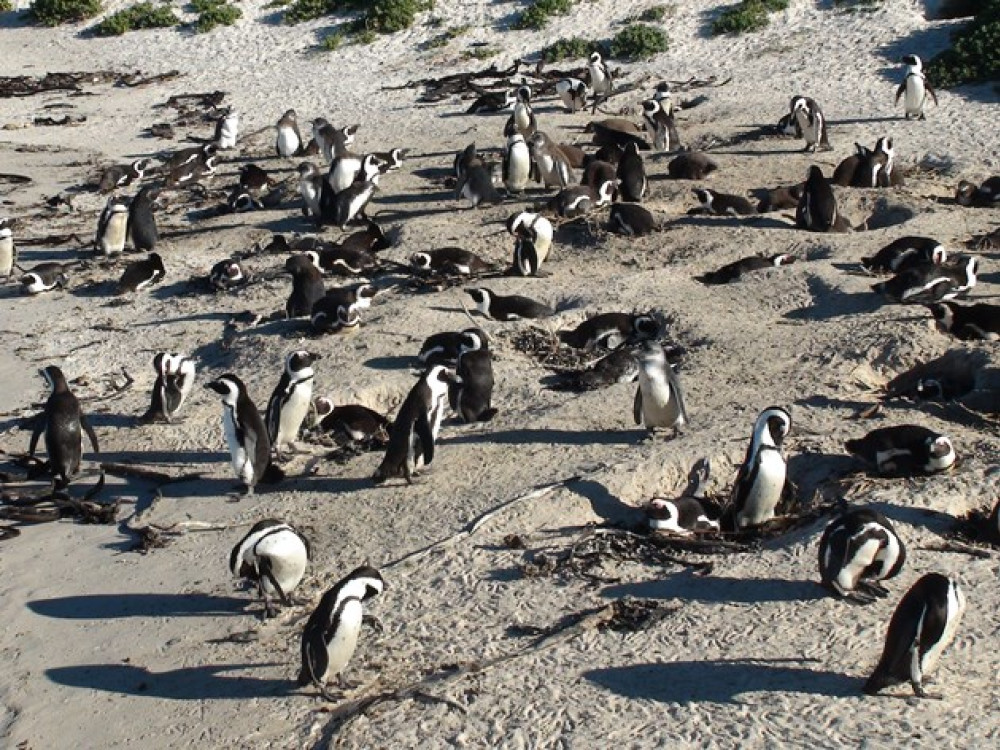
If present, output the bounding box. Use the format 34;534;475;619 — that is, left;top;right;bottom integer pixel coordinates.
117;70;182;88
33;115;87;127
0;173;32;185
383;60;526;103
101;462;204;485
0;71;117;99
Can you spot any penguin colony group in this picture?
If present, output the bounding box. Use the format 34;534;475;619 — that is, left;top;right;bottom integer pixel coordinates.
5;43;998;707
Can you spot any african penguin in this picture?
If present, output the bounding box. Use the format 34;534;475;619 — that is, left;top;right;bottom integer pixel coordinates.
668;151;718;180
117;252;165;294
276;109;303;157
286;254;326;318
94;196;129;257
466;288;554;321
556;77;588;113
587;51;613;110
209;258;249;291
729;406;792;530
872;256;977;304
644;458;720;535
503;133;532;195
692;188;756;216
818;508;905;604
617;142;647;202
298;162;324;218
141;352;196;424
508;85;537;137
411;247;490;276
313;399;391;447
641;98;680;152
320;167;378;230
308;246;379;277
633;340;688;434
97;158;152;193
549;180;614;218
0;218;16;278
266;350;318;455
862;237;946;275
21;262;68;295
418;328;487;367
696;254;796;285
127;186;159;252
845;425;955;475
528;131;573;189
298;565;385;695
230;519;311;619
456;163;502;207
28;365;100;489
955;177;1000;208
796;166;842;232
558;312;659;350
466;89;516;114
928;300;1000;341
864;573;965;698
214;109;239;150
506;211;553;267
452;345;497;423
329;153;383;196
608;203;658;236
788;96;830;152
310;284;376;334
896;55;938;121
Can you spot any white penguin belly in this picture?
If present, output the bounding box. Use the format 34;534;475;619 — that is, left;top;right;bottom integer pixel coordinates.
835;536;881;592
276;385;313;447
920;582;965;677
254;533;308;597
323;600;364;681
638;373;682;429
100;215;128;255
300;180;320;215
277;129;299;156
506;150;531;191
905;78;925;116
738;450;786;527
223;412;255;485
330;159;361;194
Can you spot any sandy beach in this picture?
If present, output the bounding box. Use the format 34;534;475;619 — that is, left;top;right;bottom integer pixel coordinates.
1;1;999;747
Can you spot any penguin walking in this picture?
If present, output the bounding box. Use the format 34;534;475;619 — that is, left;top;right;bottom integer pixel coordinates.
466;288;554;321
788;96;830;152
645;458;720;535
266;351;318;456
127;186;159;252
796;166;842;232
28;365;99;488
214;109;239;149
452;344;497;423
285;254;326;318
298;566;385;696
117;252;165;294
276;109;303;157
94;196;129;257
556;78;588;113
927;300;1000;341
230;520;311;618
896;55;938;120
729;406;792;530
818;508;905;604
864;573;965;698
204;374;283;496
587;51;613;111
503;133;532;195
373;366;454;484
0;218;16;278
21;262;69;295
845;425;955;475
141;352;196;423
633;340;688;434
617;142;647;202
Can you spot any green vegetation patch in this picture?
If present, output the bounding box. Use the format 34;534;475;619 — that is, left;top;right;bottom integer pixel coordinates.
927;0;1000;87
712;0;788;36
192;0;241;32
285;0;430;34
30;0;103;25
513;0;573;31
93;2;178;35
540;35;600;62
609;23;668;60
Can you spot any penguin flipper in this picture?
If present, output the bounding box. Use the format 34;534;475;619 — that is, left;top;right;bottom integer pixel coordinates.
28;414;44;457
633;387;643;426
926;84;938;106
894;83;905;106
258;557;291;606
81;415;100;453
667;365;689;425
415;412;435;466
300;629;329;688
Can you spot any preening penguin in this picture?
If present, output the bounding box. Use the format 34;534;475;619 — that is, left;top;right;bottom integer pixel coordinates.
633;340;688;434
141;352;196;423
29;365;100;489
204;373;283;496
266;350;318;455
230;519;310;618
373;365;454;484
896;54;938;121
645;458;720;535
555;77;588;112
864;573;965;699
506;211;553;267
276;109;303;157
728;406;791;530
452;345;497;423
787;96;830;152
94;196;129;257
298;566;385;695
818;508;905;604
845;425;955;475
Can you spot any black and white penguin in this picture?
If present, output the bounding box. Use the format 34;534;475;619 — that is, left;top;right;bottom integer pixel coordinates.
141;352;196;424
796;166;841;232
845;425;955;475
895;55;938;121
455;163;502;208
311;284;376;334
203;373;283;495
117;252;165;294
928;300;1000;341
955;176;1000;208
507;85;537;137
583;158;617;195
633;340;688;434
21;262;69;295
864;573;965;698
307;245;379;277
872;256;977;305
127;186;159;252
696;254;796;285
729;406;792;530
454;142;480;179
862;236;946;275
230;519;310;618
28;365;99;488
692;188;756;216
503;133;532;195
0;218;15;278
165;148;217;188
316;122;358;164
668;151;718;180
641;98;680;153
617;142;647;203
411;247;490;276
608;203;658;236
297;162;323;218
834;137;896;188
528;131;573;189
818;508;906;604
329;153;383;196
276;109;303;157
340;218;391;253
587;51;613;110
757;183;804;212
645;458;720;535
549;348;641;392
555;77;588;113
161;143;215;173
418;327;487;367
321;168;378;230
371;147;405;173
466;89;516;114
266;350;318;455
298;565;385;695
97;158;153;193
373;365;454;484
214;109;239;150
559;312;659;350
549;180;614;219
507;211;553;267
209;258;249;291
239;164;273;194
466;288;554;321
94;196;130;257
312;398;391;447
452;345;497;423
227;186;263;214
787;96;830;152
285;254;326;318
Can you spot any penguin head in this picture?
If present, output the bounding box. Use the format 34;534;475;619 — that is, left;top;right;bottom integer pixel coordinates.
875;137;894;158
654;82;671;98
466;287;489;311
927;302;953;331
790;96;808;113
287;350;319;375
963;256;979;284
506;211;528;236
641;99;661;117
635;340;666;366
901;54;921;70
337;304;361;329
312;396;335;421
204;374;243;403
645;498;679;530
460;327;488;352
806;165;825;183
931;245;947;265
596;180;616;205
286;254;319;277
631;314;661;341
425;364;460;391
924;434;955;471
152;352;167;376
282;108;298;121
589;51;602;65
693;188;712;207
771;254;796;267
362;154;385;181
340;565;385;602
297;161;319;178
354;283;377;308
915;378;944;400
755;406;791;447
410;252;432;272
40;365;68;393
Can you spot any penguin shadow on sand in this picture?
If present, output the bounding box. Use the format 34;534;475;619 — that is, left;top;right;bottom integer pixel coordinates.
565;477;644;526
441;427;644;449
670;214;794;231
29;592;248;620
363;354;419;371
603;568;826;605
865;498;960;536
584;659;861;704
45;662;294;700
784;276;883;322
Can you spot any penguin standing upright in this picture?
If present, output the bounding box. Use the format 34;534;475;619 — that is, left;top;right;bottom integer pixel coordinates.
204;374;283;495
0;218;17;278
864;573;965;698
796;166;840;232
729;406;791;530
141;352;196;423
528;131;573;189
266;350;318;455
127;186;159;252
298;565;385;695
230;519;311;618
555;78;588;112
508;85;537;137
506;211;553;267
641;98;680;152
503;132;532;195
215;109;239;149
297;162;323;218
896;54;938;121
818;508;906;604
633;341;688;434
373;366;454;484
617;142;647;202
28;365;99;488
587;51;613;111
788;96;830;152
94;196;129;257
276;109;303;157
452;344;497;423
285;254;326;318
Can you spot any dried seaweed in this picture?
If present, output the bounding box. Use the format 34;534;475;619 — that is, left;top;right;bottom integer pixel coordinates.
0;71;117;99
0;472;116;526
383;59;526;103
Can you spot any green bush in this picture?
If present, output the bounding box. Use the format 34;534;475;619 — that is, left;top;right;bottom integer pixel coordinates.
712;0;787;35
192;0;240;32
93;2;177;35
927;0;1000;87
284;0;427;34
633;4;673;22
513;0;573;31
30;0;102;25
540;35;598;62
0;0;14;11
609;23;668;60
365;0;431;33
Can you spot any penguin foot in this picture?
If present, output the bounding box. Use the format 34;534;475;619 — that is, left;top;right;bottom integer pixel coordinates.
911;683;941;700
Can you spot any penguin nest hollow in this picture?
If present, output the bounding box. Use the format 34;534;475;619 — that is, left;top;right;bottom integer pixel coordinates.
501;327;597;371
